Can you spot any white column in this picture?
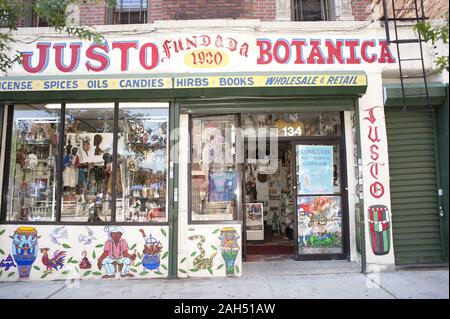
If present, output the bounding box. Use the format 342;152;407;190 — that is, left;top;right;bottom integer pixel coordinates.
359;71;396;272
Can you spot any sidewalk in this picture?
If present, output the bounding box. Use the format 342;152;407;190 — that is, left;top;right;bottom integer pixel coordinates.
0;261;448;299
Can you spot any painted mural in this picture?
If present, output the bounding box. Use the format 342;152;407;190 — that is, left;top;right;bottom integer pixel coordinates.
361;105;394;259
181;225;242;278
297;196;343;254
0;225;169;281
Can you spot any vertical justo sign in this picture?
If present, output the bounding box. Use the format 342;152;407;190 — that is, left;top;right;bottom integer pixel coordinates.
360;104;395;268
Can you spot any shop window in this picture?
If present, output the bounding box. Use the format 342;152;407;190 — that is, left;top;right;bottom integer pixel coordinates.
61;103;115;222
5;104;61;222
191;115;239;222
1;102;170;224
241;112;341;138
118;103;169;223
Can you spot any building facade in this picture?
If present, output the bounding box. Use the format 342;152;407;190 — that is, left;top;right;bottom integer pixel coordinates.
0;0;448;281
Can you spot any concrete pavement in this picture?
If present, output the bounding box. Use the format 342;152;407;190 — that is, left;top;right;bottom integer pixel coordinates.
0;261;448;299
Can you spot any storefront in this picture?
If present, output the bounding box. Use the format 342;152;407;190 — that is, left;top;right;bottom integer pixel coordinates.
0;21;446;281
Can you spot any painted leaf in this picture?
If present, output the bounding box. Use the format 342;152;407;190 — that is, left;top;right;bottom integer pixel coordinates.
191;251;196;257
0;249;4;256
70;260;78;264
41;273;48;279
84;271;91;277
92;251;96;259
134;262;142;267
235;264;240;273
130;268;137;273
207;267;213;275
161;264;167;270
33;266;40;271
180;257;186;264
62;243;71;249
217;264;224;270
162;251;169;259
212;228;220;234
68;257;73;263
8;272;15;278
178;269;187;274
154;271;163;275
0;229;5;236
129;244;137;250
190;268;199;272
161;228;167;237
140;271;149;276
62;270;70;275
93;272;102;276
188;228;195;231
137;252;142;259
211;245;217;250
95;244;103;248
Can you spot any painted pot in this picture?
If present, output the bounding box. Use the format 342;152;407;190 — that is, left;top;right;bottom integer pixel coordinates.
368;205;391;256
142;254;160;270
10;227;39;278
219;227;240;275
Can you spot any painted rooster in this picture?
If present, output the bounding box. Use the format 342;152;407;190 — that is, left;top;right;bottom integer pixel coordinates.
40;248;67;273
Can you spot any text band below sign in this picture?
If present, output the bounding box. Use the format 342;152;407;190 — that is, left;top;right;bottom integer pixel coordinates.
0;74;366;92
173;74;367;88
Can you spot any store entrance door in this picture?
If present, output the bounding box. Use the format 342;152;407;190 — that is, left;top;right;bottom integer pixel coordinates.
293;141;349;260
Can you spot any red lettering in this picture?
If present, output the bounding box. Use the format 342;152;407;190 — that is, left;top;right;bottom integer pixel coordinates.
378;40;395;63
325;40;344;64
363;106;382;124
273;40;290;64
361;40;376;63
370;181;385;198
139;42;159;70
368;126;382;143
307;40;325;64
370;144;379;161
21;43;50;73
345;40;361;64
54;43;82;72
256;39;272;64
86;44;109;72
291;39;307;64
112;41;138;71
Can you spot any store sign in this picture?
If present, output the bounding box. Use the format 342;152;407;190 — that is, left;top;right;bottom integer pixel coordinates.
2;32;396;78
298;145;334;195
0;73;366;92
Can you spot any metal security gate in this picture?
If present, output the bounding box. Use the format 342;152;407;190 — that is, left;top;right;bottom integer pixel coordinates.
385;108;444;265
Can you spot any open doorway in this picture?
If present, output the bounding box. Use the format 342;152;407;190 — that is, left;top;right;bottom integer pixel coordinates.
244;141;296;261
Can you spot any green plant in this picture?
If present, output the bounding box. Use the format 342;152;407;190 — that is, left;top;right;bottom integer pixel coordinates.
414;16;449;72
0;0;115;74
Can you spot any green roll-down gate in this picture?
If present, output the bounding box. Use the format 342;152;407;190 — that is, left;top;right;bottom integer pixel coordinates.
384;83;448;265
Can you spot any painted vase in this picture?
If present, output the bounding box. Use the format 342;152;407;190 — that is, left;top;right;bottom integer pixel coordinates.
219;227;240;275
368;205;391;256
10;227;39;278
142;254;160;270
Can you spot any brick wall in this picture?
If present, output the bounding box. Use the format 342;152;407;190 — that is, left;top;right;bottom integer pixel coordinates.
372;0;449;20
79;0;109;26
148;0;275;22
352;0;373;21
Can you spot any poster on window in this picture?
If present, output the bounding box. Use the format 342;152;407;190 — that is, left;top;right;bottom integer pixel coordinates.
208;171;237;202
298;145;333;195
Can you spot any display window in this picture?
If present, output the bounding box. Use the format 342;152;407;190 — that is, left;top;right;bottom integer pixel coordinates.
2;102;170;224
190;115;239;222
118;103;169;223
5;104;61;221
61;103;115;222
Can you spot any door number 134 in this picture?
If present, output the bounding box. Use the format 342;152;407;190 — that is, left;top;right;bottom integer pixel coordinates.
281;127;302;136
